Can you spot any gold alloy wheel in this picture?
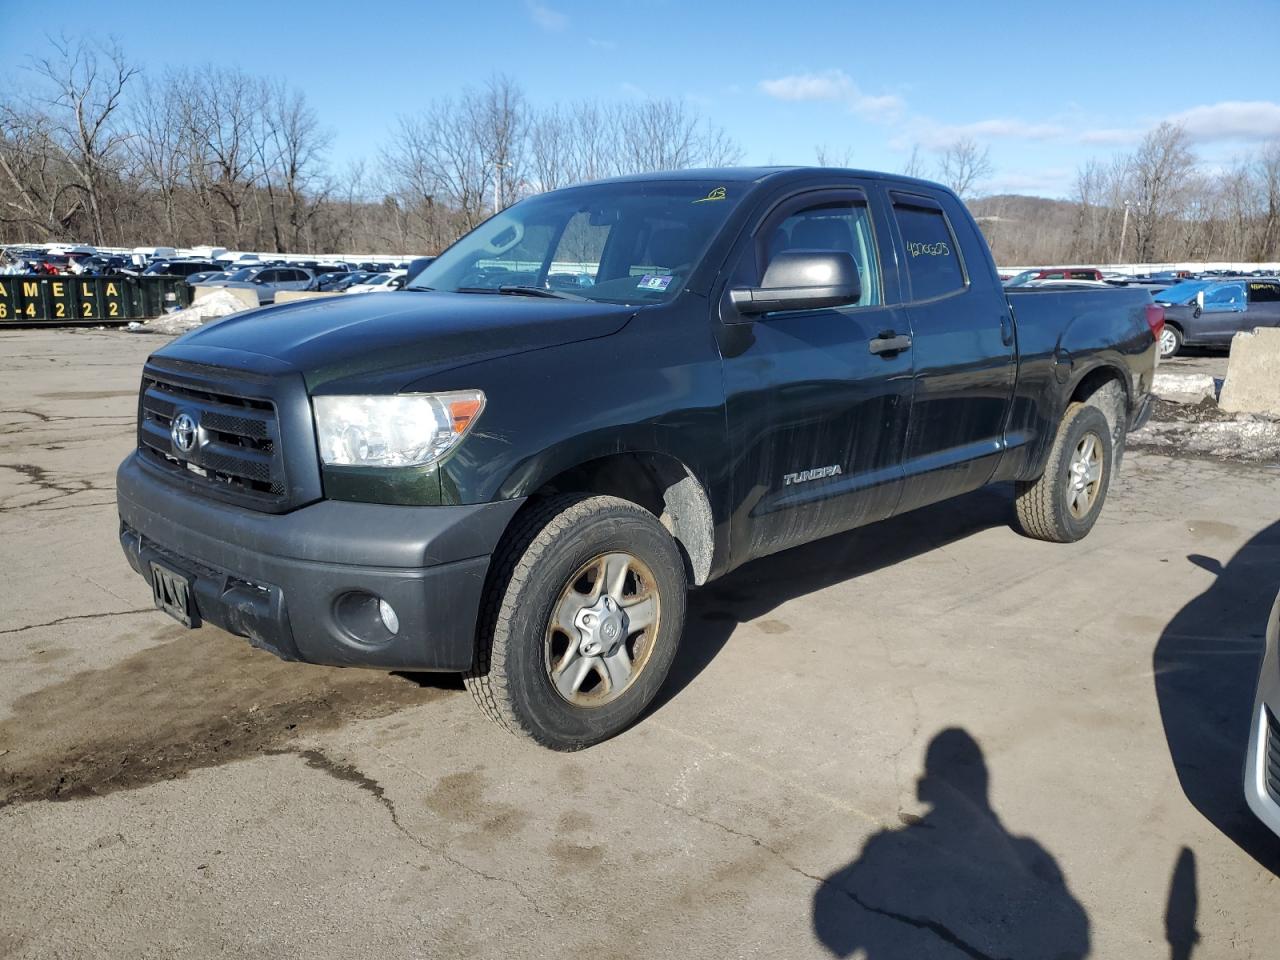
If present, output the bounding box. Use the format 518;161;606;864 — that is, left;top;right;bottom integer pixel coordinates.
544;552;660;706
1066;431;1104;519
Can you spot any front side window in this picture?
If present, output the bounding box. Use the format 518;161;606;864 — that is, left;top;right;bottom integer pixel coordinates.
410;180;743;304
893;200;966;301
1204;283;1244;308
762;199;882;307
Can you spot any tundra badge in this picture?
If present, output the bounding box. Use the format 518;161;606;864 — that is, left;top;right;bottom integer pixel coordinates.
783;465;843;486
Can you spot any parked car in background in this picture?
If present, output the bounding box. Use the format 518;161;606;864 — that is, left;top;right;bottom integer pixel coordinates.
1005;267;1105;286
402;256;436;287
144;259;222;279
78;255;136;275
313;270;352;292
191;264;315;304
184;271;227;286
1155;278;1280;357
330;271;374;291
345;270;405;294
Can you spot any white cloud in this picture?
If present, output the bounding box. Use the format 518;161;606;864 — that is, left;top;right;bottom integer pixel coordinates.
587;37;617;50
526;1;567;31
905;118;1065;150
1077;127;1141;146
758;69;903;120
1166;100;1280;143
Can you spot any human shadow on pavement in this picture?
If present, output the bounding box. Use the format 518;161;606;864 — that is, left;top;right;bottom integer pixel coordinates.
1165;846;1200;960
1153;520;1280;875
653;483;1013;713
811;728;1090;960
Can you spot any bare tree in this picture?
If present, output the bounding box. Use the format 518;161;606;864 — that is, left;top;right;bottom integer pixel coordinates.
1129;122;1195;263
901;144;927;179
126;71;187;240
0;105;83;238
256;78;330;251
1256;139;1280;261
25;35;137;244
814;144;855;167
937;137;992;200
469;75;526;214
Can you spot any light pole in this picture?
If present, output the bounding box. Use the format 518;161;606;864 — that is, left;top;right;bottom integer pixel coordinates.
1117;199;1131;265
493;160;511;214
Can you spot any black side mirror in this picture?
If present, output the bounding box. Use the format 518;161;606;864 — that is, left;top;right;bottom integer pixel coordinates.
728;250;861;316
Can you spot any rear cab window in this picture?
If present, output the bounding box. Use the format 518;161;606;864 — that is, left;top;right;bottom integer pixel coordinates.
891;193;967;302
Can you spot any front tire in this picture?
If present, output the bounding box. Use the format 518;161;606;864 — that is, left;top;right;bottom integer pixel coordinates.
465;495;687;750
1159;324;1183;359
1013;402;1114;543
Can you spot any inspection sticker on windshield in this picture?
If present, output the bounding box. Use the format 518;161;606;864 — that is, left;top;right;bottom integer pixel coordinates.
637;274;673;291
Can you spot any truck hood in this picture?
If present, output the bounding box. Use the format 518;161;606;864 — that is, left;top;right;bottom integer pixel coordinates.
158;291;637;392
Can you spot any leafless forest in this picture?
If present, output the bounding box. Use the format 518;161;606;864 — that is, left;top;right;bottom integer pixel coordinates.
3;37;1278;264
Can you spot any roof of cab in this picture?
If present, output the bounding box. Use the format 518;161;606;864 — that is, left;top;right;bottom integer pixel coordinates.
577;166;951;194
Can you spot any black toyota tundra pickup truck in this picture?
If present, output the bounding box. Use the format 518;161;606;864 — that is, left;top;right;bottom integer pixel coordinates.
117;167;1162;749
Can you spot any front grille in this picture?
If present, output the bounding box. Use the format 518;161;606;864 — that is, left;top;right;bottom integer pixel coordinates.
138;365;287;505
1266;707;1280;806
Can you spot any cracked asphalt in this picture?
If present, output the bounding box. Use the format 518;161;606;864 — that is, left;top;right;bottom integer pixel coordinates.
2;328;1279;959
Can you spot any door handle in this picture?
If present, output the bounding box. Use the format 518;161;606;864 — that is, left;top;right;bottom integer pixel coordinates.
1000;315;1013;346
868;332;912;356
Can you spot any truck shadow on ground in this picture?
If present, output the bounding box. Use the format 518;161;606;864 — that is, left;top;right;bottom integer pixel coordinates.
653;482;1015;713
810;727;1092;959
1153;519;1280;875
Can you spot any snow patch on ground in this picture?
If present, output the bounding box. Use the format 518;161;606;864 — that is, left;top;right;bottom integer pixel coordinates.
132;290;250;334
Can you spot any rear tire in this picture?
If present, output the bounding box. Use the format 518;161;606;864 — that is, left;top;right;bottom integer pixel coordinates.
1013;402;1114;543
465;494;686;750
1159;324;1183;359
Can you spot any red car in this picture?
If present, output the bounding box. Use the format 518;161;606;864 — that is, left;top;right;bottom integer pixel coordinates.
1005;267;1104;286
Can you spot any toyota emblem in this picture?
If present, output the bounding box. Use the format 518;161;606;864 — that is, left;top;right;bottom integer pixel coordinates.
171;411;198;454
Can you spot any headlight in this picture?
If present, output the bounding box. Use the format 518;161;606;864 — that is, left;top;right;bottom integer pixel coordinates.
313;391;485;468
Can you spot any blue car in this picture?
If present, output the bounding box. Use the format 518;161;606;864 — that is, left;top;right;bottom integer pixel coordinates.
1155;278;1280;358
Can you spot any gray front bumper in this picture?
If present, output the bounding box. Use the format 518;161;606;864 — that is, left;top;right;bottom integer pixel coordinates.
117;452;523;671
1244;591;1280;836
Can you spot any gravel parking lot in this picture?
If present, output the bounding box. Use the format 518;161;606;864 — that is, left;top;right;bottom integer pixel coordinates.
2;329;1278;959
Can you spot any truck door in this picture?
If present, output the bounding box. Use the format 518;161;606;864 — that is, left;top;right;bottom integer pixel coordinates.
717;185;913;566
888;190;1016;514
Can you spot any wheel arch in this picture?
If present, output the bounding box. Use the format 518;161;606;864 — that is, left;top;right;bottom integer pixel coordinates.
1067;362;1130;465
499;451;716;586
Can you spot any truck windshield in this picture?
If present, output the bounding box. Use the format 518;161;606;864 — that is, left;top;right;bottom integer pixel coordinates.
407;180;743;304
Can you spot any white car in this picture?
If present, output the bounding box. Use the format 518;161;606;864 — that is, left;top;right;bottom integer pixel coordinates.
346;270;407;294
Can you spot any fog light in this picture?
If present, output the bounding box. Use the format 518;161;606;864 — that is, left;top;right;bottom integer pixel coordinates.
378;598;400;634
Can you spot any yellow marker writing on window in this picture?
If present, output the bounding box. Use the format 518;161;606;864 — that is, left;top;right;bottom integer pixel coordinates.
693;186;727;203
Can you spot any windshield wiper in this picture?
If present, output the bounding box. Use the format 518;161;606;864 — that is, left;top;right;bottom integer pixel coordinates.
404;284;434;291
497;285;588;301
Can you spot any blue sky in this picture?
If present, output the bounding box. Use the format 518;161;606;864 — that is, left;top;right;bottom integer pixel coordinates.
3;0;1277;197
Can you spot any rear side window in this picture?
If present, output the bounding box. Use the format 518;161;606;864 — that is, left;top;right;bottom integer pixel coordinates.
892;199;966;301
1249;282;1280;303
